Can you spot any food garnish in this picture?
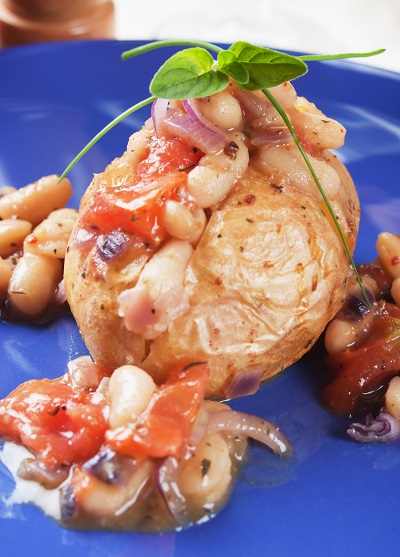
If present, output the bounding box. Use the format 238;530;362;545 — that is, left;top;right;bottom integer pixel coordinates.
59;40;384;301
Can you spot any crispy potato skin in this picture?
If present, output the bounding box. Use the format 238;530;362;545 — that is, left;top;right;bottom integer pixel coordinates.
65;151;359;397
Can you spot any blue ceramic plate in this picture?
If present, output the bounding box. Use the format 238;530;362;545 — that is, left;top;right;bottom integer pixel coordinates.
1;40;400;557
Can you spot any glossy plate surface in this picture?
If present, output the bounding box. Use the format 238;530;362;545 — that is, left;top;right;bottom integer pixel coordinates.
1;40;400;557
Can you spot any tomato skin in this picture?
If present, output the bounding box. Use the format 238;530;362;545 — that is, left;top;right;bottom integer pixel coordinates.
322;301;400;416
0;375;108;469
106;362;209;459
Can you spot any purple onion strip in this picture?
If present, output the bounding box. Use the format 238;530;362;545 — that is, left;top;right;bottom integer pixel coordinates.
348;412;400;443
206;410;293;457
96;230;130;262
154;456;189;528
223;370;263;400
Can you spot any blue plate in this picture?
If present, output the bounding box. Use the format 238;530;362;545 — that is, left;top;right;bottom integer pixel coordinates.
1;40;400;557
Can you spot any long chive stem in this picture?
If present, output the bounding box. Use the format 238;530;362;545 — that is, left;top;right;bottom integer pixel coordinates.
122;40;224;61
299;48;385;62
58;96;155;182
262;88;370;306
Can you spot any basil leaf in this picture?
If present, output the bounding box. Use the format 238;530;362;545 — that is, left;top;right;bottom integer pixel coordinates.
150;48;229;99
226;42;307;89
217;50;249;84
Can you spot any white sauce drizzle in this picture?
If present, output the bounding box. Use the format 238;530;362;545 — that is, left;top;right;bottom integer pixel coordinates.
0;442;61;519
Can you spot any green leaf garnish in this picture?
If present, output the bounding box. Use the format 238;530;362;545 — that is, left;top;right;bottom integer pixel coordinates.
150;48;229;99
219;42;308;90
60;39;385;304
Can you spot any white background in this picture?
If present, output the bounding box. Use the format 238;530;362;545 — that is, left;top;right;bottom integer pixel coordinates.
113;0;400;73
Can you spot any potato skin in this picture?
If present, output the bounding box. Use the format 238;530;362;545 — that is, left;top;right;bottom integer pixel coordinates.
65;152;359;398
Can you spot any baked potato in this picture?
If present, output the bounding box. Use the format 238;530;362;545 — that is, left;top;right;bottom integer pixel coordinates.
64;82;360;398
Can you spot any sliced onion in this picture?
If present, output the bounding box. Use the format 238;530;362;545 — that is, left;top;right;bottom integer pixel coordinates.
68;226;97;251
234;89;268;119
249;127;293;146
163;107;226;155
206;410;293;457
183;99;227;150
96;230;130;262
154;456;189;528
347;412;400;443
223;370;263;399
18;457;69;489
151;98;169;136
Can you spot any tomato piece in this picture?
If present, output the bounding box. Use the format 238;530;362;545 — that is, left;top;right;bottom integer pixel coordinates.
137;137;203;177
106;362;209;459
82;172;188;244
0;374;108;470
322;301;400;416
80;136;203;245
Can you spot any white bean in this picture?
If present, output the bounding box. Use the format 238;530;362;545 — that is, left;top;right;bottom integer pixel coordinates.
0;175;73;226
196;90;243;130
108;365;157;429
162;201;207;244
253;144;341;198
289;97;346;150
178;432;232;507
385;376;400;421
391;277;400;306
7;253;62;317
376;232;400;280
0;186;16;197
24;208;78;259
0;219;32;258
118;239;193;339
0;256;12;302
187;133;249;207
125;128;152;170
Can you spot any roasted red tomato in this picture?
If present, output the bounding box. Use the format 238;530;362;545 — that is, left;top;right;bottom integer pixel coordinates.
106;362;209;459
322;301;400;416
0;367;108;470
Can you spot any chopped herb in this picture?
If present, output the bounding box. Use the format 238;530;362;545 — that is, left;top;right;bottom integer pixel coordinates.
201;458;211;477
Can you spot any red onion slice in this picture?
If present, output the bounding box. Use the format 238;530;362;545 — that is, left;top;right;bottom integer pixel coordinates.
163;107;226;155
206;410;293;457
348;412;400;443
154;456;189;528
234;89;268;119
151;98;170;136
223;370;263;399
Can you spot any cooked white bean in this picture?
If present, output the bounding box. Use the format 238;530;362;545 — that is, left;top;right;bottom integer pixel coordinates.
253;144;341;198
125;128;152;170
196;91;243;130
385;376;400;421
391;277;400;306
376;232;400;280
0;186;16;197
187;133;249;208
0;175;73;226
0;219;32;258
268;82;297;110
178;432;232;506
24;208;78;259
108;365;156;429
162;200;207;244
7;253;62;317
118;239;193;339
288;97;346;150
0;256;12;302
